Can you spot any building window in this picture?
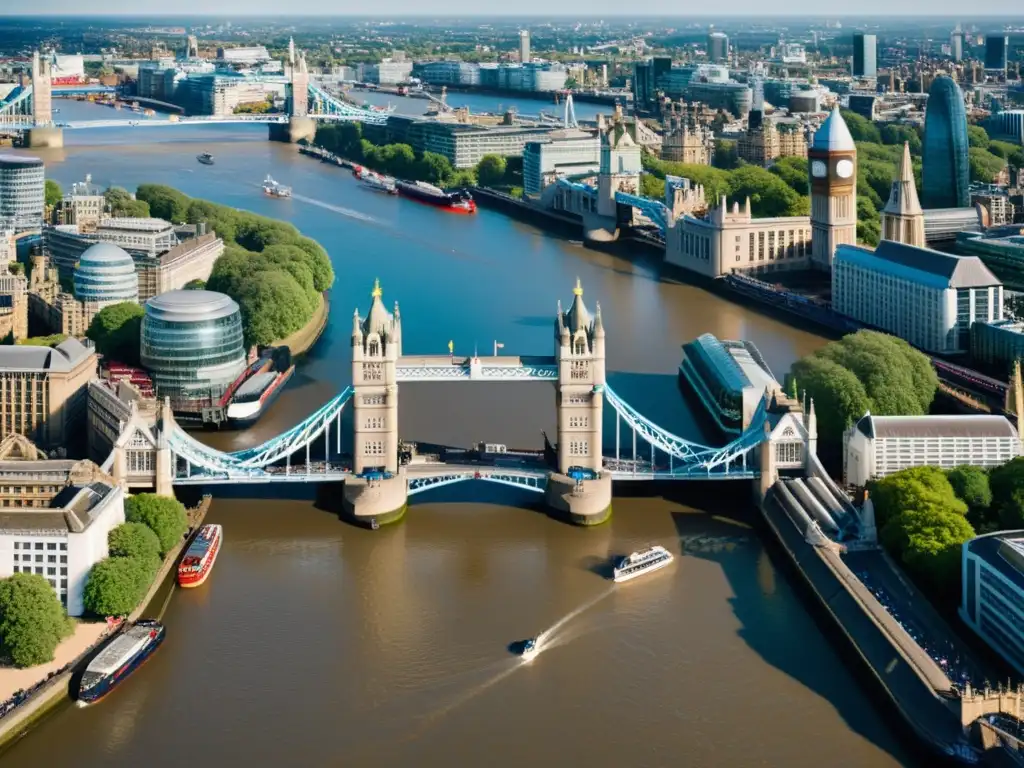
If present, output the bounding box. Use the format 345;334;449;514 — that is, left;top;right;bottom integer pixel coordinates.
569;440;589;457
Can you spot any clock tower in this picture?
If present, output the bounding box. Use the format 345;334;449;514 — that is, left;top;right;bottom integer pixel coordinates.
808;106;857;270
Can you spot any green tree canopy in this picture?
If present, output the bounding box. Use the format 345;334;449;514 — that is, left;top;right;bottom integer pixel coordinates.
125;494;188;555
105;187;150;218
415;151;455;186
967;124;991;150
946;466;993;515
135;184;191;223
8;262;24;276
83;557;152;617
841;110;882;143
17;334;67;348
769;156;809;195
989;458;1024;529
476;154;508;187
184;279;206;290
235;270;312;347
712;139;740;170
108;522;162;572
0;573;74;667
86;302;144;366
45;179;62;208
969;146;1007;183
869;466;968;529
788;355;871;441
880;508;975;595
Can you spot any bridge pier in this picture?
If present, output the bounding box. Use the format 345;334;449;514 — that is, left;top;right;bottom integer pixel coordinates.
269;116;317;144
342;472;408;527
25;126;63;148
545;472;612;525
581;212;620;243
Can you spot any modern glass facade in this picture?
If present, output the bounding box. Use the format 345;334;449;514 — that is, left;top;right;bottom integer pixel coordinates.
140;290;246;410
73;243;139;306
0;155;45;234
852;33;877;78
922;76;970;209
961;533;1024;677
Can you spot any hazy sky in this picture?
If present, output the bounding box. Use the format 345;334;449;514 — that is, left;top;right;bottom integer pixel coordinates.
5;3;1012;15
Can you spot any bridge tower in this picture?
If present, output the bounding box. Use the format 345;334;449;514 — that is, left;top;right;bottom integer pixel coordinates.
26;51;63;148
585;114;642;242
343;279;408;526
270;50;316;144
545;279;613;525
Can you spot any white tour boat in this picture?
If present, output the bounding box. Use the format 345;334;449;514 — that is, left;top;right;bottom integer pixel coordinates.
613;545;674;583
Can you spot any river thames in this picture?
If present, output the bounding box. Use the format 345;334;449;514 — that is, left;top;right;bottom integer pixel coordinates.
1;101;914;767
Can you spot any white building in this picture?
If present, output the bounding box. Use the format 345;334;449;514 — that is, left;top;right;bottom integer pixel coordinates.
217;46;271;65
961;531;1024;676
0;478;124;616
832;241;1004;355
843;412;1021;487
363;60;413;85
523;131;601;197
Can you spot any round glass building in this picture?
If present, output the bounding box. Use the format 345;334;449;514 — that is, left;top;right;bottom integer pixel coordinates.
140;290;247;409
0;154;45;233
73;242;139;306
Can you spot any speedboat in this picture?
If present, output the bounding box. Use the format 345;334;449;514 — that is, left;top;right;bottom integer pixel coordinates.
197;152;214;165
520;638;538;662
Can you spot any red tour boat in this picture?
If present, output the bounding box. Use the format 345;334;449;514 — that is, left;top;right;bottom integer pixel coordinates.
177;524;223;588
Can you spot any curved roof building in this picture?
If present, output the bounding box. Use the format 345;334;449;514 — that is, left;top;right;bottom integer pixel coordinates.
73;242;139;306
922;76;970;209
140;290;246;409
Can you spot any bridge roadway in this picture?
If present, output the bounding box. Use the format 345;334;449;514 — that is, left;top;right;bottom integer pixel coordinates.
395;355;558;381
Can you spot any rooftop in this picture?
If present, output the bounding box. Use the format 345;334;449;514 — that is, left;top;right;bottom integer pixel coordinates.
966;531;1024;591
0;337;93;373
836;240;1001;290
78;242;135;267
811;106;855;152
0;481;118;534
144;289;239;323
98;218;175;233
0;154;44;168
856;413;1018;440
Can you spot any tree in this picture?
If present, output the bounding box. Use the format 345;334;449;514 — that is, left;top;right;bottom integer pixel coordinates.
86;302;144;366
0;573;73;668
416;151;454;186
476;154;507;187
947;466;992;514
880;508;975;595
841;110;882;143
135;184;191;223
82;557;152;617
235;270;312;347
8;262;23;276
105;187;150;218
17;334;67;348
108;522;162;572
184;279;206;290
869;466;968;530
45;179;62;208
817;331;929;415
789;355;871;442
967;124;991;150
969;147;1007;183
124;494;188;555
989;458;1024;529
640;173;665;199
712;139;740;170
769;156;809;195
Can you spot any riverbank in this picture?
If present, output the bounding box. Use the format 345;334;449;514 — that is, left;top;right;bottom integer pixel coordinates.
271;292;328;357
0;495;211;750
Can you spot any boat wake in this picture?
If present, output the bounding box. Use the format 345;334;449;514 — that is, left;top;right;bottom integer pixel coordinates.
290;192;382;224
535;585;616;649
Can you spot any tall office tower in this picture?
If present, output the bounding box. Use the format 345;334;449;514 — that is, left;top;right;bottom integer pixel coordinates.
950;27;964;62
852;33;877;78
808;107;858;270
519;30;531;64
708;32;729;63
985;35;1008;72
921;75;971;209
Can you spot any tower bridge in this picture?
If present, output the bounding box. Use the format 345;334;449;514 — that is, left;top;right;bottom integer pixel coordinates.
0;50;392;148
105;278;819;527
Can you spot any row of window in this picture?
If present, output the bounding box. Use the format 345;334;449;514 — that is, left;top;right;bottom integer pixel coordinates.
11;554;66;565
364;440;386;456
567;416;589;428
570;361;590;381
14;541;67;551
364;417;385;430
568;441;589;456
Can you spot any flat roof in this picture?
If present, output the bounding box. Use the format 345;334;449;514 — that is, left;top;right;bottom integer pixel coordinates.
234;371;276;400
856;413;1018;440
968;532;1024;591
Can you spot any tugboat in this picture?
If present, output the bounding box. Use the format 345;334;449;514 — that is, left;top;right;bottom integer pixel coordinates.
395;180;476;213
520;638;539;662
263;174;292;198
77;620;165;705
197;152;214;165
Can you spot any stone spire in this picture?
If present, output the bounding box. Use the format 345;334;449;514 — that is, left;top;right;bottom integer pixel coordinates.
881;142;925;248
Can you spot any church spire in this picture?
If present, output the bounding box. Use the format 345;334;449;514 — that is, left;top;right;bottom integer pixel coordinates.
881;141;924;247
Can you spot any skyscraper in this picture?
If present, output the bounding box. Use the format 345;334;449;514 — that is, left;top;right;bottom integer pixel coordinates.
519;30;531;64
853;33;877;78
985;35;1008;72
922;75;971;209
950;27;964;62
708;32;729;63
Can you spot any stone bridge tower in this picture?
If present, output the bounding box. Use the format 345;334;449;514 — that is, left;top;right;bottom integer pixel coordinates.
271;50;315;144
26;51;62;148
351;278;401;474
555;278;605;473
546;279;613;525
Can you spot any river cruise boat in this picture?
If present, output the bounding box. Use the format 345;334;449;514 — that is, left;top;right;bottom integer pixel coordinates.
360;171;398;195
613;546;674;583
178;524;223;588
263;175;292;198
77;620;165;704
197;152;214;165
520;638;539;662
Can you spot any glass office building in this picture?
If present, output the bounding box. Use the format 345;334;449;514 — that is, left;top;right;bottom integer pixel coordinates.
985;35;1008;72
140;289;246;410
961;532;1024;677
922;76;970;209
852;33;877;78
0;154;45;234
73;243;139;306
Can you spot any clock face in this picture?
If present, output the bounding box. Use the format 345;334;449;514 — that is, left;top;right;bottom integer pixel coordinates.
835;159;854;179
811;160;827;178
